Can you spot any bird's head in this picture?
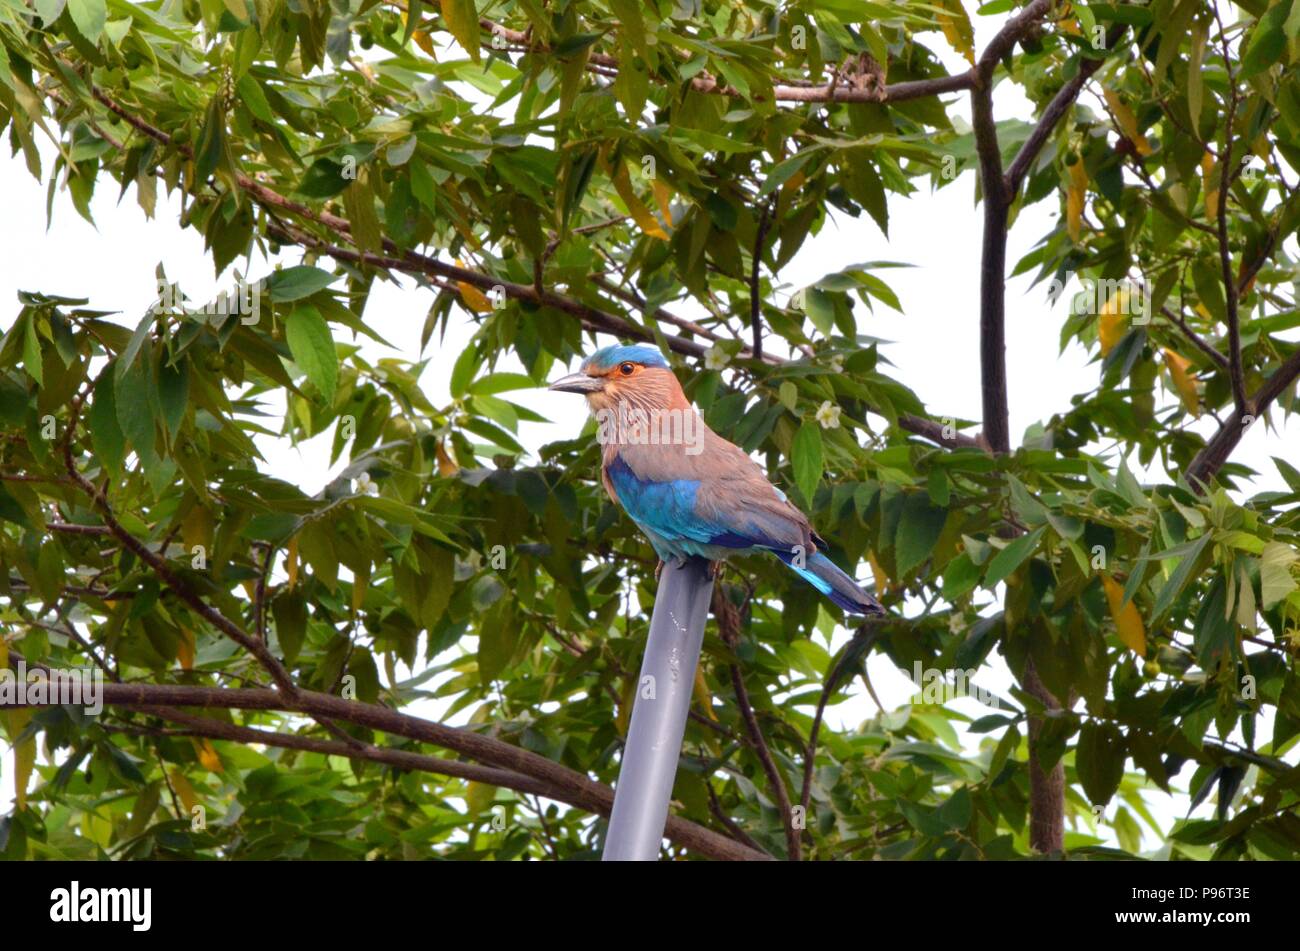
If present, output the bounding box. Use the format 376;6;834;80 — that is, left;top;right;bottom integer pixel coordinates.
548;344;682;413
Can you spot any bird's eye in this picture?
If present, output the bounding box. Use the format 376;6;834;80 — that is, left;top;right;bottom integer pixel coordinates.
619;362;636;375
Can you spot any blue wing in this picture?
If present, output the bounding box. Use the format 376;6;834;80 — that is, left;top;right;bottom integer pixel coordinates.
605;454;792;555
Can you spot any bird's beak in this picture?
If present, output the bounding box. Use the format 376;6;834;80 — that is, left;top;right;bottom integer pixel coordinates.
548;372;605;394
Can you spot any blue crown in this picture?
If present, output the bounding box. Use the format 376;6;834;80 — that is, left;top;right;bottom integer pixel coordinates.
581;344;670;372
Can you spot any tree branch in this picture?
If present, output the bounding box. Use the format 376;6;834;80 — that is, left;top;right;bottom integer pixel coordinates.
1185;345;1300;491
971;80;1012;454
1005;31;1125;195
1212;5;1249;415
750;198;775;361
1162;304;1230;370
968;0;1068;853
475;17;974;106
713;586;800;860
67;78;978;452
60;396;299;696
4;677;770;861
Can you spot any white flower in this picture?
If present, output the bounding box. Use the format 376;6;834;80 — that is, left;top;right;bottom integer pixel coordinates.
829;355;844;374
815;400;841;429
704;346;730;370
355;472;379;496
948;612;965;635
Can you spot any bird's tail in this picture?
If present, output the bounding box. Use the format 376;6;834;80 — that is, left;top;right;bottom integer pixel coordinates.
775;550;886;616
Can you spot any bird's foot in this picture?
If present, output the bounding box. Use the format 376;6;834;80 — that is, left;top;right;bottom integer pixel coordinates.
706;560;723;581
655;559;665;581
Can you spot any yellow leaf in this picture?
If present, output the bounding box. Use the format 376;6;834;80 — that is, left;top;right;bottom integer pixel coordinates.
439;0;480;63
1163;348;1200;414
457;282;493;313
0;638;8;669
170;770;199;815
1201;152;1218;219
177;626;195;671
1098;288;1129;355
1102;88;1152;156
285;536;299;590
937;0;976;65
435;438;459;476
181;504;213;556
451;257;493;312
1101;574;1147;656
193;738;223;773
412;29;437;58
611;161;669;241
7;708;34;810
1066;159;1087;243
1195;302;1213;322
781;169;806;196
868;552;890;595
652;179;674;227
693;667;716;721
465;780;495;815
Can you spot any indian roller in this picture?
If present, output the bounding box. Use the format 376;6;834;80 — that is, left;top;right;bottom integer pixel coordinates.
549;344;886;616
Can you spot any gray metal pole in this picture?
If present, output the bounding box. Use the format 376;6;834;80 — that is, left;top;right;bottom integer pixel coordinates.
602;557;714;861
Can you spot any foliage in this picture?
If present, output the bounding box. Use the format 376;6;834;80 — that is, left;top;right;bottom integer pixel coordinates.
0;0;1299;860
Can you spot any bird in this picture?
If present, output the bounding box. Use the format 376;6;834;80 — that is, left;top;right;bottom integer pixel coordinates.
549;343;886;616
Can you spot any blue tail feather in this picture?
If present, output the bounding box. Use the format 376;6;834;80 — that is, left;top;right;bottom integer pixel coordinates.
775;550;885;616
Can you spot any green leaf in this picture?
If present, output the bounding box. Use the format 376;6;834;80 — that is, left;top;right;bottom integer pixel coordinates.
1240;2;1290;78
791;421;823;504
1076;720;1126;806
941;552;981;601
117;308;156;376
0;482;34;529
284;305;337;404
477;600;514;683
983;526;1045;588
894;492;947;576
114;354;156;462
1260;541;1299;610
156;354;189;442
21;315;42;387
342;174;382;254
1274;456;1300;493
88;365;126;476
194;96;227;185
1152;532;1213;618
468;372;537;396
761;151;816;196
66;0;107;44
271;589;308;664
610;0;646;55
450;345;481;399
236;75;274;124
266;266;339;302
0;374;27;427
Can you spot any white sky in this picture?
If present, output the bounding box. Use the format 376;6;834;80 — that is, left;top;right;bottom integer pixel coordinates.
3;11;1298;855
